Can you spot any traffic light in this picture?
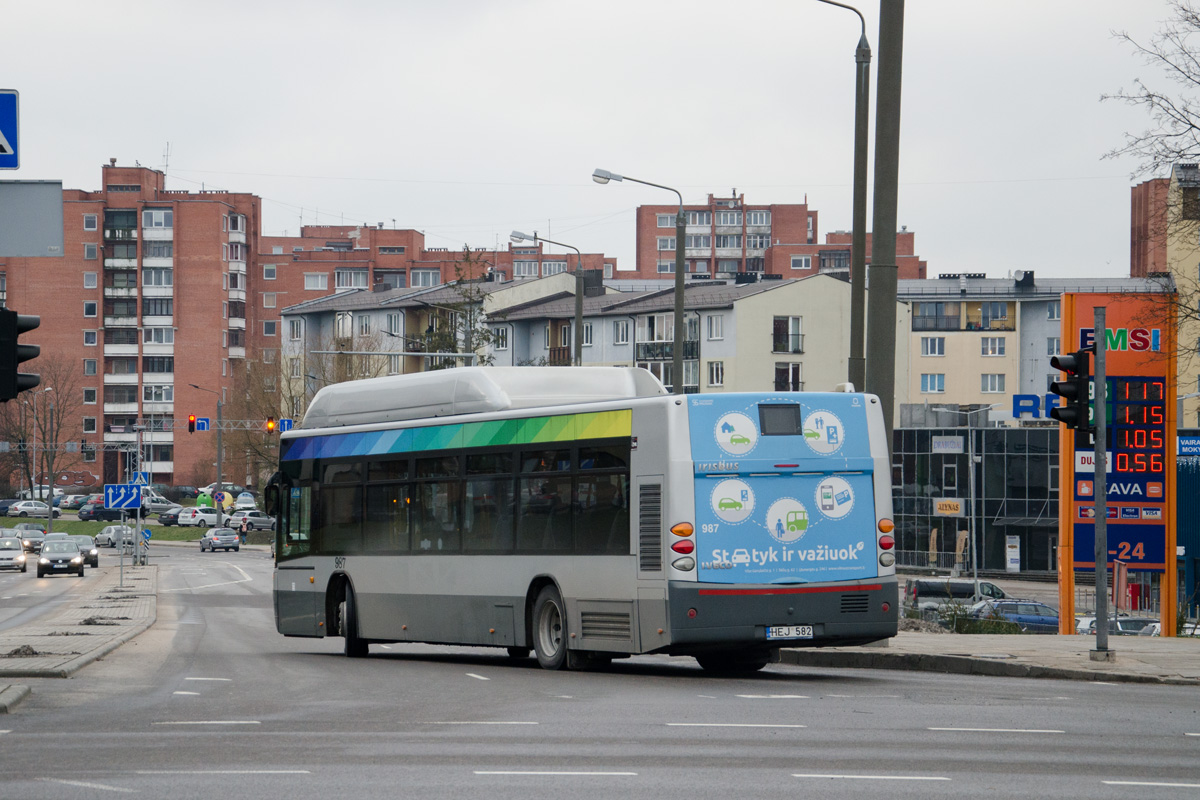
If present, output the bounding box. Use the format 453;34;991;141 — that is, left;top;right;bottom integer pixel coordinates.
0;308;40;402
1049;347;1092;432
188;414;196;433
266;416;276;433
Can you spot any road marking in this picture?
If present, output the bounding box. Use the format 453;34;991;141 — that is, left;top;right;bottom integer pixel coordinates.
736;694;808;699
1090;681;1119;686
475;771;636;776
161;563;253;592
39;778;136;793
1186;733;1200;737
825;694;901;698
184;677;232;682
0;730;10;734
427;721;538;725
1103;780;1200;788
380;645;392;649
466;673;489;681
173;691;200;696
928;727;1063;734
137;770;310;775
152;720;261;725
793;774;950;781
667;723;807;729
697;695;716;699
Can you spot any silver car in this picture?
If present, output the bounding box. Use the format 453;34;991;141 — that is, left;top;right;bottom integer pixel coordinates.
95;525;136;548
200;528;241;552
0;536;28;572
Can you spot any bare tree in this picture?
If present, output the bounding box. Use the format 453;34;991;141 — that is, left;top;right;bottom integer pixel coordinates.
0;355;86;496
423;249;501;371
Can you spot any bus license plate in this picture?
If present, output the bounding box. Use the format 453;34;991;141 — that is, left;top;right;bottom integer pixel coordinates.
766;624;813;640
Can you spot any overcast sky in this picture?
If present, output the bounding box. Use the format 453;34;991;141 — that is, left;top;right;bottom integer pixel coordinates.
5;1;1175;278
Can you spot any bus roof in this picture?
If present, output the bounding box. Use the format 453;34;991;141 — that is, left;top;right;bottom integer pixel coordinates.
299;367;668;430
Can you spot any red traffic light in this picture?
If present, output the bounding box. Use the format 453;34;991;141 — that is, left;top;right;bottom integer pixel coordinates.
266;416;276;433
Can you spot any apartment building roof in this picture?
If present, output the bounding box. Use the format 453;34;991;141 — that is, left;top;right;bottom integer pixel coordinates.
898;274;1170;300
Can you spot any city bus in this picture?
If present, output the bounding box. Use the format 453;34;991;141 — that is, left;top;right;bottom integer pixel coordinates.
266;367;897;673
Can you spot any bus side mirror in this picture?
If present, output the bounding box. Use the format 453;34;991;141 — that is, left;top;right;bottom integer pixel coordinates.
264;482;280;517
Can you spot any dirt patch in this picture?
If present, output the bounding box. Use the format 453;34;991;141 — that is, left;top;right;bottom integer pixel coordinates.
47;631;94;636
79;616;131;626
2;645;41;657
899;617;951;634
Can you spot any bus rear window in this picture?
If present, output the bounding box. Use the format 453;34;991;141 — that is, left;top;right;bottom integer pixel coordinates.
758;403;802;436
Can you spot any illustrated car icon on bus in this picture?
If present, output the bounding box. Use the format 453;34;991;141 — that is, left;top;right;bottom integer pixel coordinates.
730;549;751;565
728;434;751;445
718;497;743;511
804;429;820;440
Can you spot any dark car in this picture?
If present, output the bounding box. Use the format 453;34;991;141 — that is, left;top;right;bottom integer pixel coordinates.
158;506;183;526
68;535;100;568
13;521;48;534
36;540;85;578
59;494;89;510
172;485;200;500
78;503;126;523
20;531;45;553
0;499;20;516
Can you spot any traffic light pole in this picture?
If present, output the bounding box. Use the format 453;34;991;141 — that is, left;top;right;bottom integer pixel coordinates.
1092;306;1112;660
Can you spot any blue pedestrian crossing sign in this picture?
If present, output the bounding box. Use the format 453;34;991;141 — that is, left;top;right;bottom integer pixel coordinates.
0;90;18;169
104;484;141;509
131;472;151;486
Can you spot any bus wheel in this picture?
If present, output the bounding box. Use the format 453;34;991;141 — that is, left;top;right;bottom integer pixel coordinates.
340;588;369;659
532;586;568;670
695;650;771;675
506;647;531;659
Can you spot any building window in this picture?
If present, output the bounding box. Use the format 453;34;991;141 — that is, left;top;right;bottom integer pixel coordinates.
264;321;278;337
513;261;538;278
542;261;567;276
143;298;173;316
379;246;406;254
143;384;174;402
981;336;1006;356
715;234;742;249
688;210;711;226
772;316;803;354
775;362;802;392
82;446;97;463
1047;300;1061;321
708;361;724;387
84;243;98;260
304;273;328;291
357;315;371;336
83;272;97;289
707;315;724;341
83;388;97;405
746;234;771;249
921;336;945;356
981;373;1006;393
543;325;550;349
657;237;677;251
84;331;97;346
746;210;771;226
691;260;710;274
411;269;440;288
143;268;173;287
83;214;98;231
289;319;302;341
336;269;369;289
657;214;673;228
142;209;173;228
493;327;509;350
144;327;174;344
685;234;711;249
790;255;811;270
613;320;630;345
657;261;676;273
717;211;742;226
82;417;97;434
143;356;174;373
83;359;97;376
1047;337;1060;356
228;242;247;262
144;241;173;259
637;313;674;343
263;264;276;280
583;323;593;346
84;301;97;318
920;373;945;394
228;214;245;233
263;292;276;308
559;326;571;348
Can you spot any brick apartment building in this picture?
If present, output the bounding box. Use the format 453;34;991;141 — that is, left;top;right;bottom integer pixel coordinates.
629;190;927;280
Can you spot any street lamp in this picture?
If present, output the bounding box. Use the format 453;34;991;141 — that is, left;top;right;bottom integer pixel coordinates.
511;230;584;366
593;169;688;394
189;384;223;506
25;387;53;532
962;403;1001;599
814;0;871;391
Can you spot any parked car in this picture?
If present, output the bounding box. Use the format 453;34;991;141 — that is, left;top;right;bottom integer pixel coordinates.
1085;617;1159;636
20;532;45;553
171;485;200;500
59;494;88;511
17;486;64;500
905;578;1008;615
0;499;20;516
0;536;28;572
969;599;1059;634
223;509;275;530
199;482;246;498
141;490;181;515
68;535;100;568
233;492;257;511
78;503;126;523
95;525;136;548
199;528;241;552
13;521;48;534
36;540;85;578
158;506;183;527
7;500;61;519
177;507;221;528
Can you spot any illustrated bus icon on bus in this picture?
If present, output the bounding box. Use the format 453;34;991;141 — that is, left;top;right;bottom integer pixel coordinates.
786;509;808;533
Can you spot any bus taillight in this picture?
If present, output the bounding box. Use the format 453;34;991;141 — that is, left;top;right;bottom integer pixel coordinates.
878;535;894;550
670;522;694;537
671;539;695;555
877;518;894;534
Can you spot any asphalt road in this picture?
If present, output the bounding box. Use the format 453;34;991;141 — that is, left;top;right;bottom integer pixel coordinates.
1;548;1197;798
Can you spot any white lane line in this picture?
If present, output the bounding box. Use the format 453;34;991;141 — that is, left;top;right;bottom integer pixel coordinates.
426;721;538;726
137;770;309;775
466;673;490;681
184;677;232;682
380;645;392;649
696;695;716;699
825;694;901;698
928;727;1064;734
1091;681;1119;686
173;691;200;696
475;771;636;776
736;694;808;699
793;774;950;782
38;778;136;793
1103;780;1200;788
1186;733;1200;737
152;721;261;726
161;563;253;592
667;723;807;729
0;730;10;734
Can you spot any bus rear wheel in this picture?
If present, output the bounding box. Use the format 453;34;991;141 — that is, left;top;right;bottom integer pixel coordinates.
340;588;369;659
532;586;568;670
695;649;772;675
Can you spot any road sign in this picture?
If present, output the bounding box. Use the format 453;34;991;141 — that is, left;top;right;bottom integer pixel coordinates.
0;90;17;169
104;484;141;509
131;472;151;486
143;528;152;541
196;417;211;432
278;418;295;432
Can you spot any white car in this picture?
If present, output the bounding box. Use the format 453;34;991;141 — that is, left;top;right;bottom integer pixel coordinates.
7;500;61;519
95;525;136;548
233;492;257;511
177;507;221;528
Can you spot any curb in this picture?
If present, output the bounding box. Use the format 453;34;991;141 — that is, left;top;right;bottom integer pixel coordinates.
778;649;1200;686
0;684;31;713
0;608;158;680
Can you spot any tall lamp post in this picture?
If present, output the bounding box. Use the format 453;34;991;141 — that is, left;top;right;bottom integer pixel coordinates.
26;387;53;533
593;168;687;394
510;231;584;366
189;384;223;508
814;0;870;391
962;403;1000;598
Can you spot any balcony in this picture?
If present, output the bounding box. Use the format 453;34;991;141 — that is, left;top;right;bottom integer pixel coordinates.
142;228;172;241
104;228;137;241
143;342;174;356
228;231;246;245
548;346;572;366
103;344;139;357
104;315;138;328
913;316;961;332
104;286;136;299
228;288;246;303
143;460;174;474
103;373;138;385
143;315;173;328
143;285;173;299
635;341;699;361
142;402;174;416
143;256;172;268
229;346;245;359
772;334;804;354
103;402;139;415
104;258;137;269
